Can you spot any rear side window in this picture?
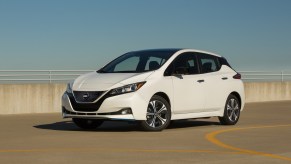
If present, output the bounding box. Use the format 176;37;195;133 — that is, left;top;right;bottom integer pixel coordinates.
197;53;220;73
219;57;232;69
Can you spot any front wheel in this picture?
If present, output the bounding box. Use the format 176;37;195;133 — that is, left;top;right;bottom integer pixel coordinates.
219;95;241;125
72;118;104;130
140;95;171;131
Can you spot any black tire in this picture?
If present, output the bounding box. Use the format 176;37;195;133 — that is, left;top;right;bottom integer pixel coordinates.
72;118;104;130
219;94;241;125
140;95;171;131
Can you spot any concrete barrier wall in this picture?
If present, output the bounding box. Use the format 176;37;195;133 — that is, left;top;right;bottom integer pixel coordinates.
0;84;66;114
244;82;291;103
0;82;290;114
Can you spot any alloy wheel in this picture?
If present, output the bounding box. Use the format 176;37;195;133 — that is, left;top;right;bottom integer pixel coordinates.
146;100;168;128
226;98;240;122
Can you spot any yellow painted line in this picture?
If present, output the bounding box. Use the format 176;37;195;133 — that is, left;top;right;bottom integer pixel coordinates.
0;147;242;155
206;124;291;161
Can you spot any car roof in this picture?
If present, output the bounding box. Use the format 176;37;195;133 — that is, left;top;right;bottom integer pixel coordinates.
132;48;221;57
132;48;182;54
177;49;221;57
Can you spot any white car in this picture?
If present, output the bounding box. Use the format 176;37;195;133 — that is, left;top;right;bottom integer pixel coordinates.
62;49;245;131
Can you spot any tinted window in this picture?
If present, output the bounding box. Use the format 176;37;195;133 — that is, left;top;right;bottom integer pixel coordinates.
219;57;232;68
114;56;139;72
165;52;199;76
197;53;220;73
144;56;166;71
98;50;175;73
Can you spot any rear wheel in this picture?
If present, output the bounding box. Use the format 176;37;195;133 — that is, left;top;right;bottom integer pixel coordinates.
219;95;241;125
72;118;104;130
140;95;171;131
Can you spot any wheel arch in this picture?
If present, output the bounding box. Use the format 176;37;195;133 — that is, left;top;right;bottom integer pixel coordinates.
229;91;242;108
153;92;171;107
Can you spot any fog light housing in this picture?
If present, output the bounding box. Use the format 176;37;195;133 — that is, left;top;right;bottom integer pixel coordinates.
121;108;132;115
97;108;132;115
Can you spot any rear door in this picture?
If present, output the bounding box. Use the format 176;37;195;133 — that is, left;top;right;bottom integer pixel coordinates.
197;53;224;111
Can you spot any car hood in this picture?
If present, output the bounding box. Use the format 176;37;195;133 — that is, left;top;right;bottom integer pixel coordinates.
72;71;153;91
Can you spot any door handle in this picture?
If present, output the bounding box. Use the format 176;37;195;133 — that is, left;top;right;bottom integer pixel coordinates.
197;80;205;83
222;77;228;80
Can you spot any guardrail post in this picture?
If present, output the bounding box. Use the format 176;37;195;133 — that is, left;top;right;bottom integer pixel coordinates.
49;71;52;83
281;71;284;82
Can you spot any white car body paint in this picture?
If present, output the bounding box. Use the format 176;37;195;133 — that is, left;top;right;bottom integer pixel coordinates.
62;49;245;122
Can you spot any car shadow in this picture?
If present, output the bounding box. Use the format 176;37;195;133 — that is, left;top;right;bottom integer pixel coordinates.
34;119;221;132
168;119;220;129
34;121;140;132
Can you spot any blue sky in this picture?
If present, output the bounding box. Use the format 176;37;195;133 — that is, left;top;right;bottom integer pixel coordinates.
0;0;291;71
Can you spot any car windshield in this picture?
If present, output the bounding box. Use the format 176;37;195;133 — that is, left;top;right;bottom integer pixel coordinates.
97;50;176;73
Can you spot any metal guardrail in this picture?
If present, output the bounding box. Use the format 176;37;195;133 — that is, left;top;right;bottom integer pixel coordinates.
240;71;291;82
0;70;94;83
0;70;291;83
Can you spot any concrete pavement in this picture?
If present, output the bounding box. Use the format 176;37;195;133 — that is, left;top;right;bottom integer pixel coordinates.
0;101;291;163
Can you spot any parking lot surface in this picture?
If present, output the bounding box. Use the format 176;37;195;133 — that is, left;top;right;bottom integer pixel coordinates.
0;101;291;164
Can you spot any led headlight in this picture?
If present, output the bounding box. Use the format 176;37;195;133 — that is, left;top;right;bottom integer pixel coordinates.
109;82;146;96
66;81;73;94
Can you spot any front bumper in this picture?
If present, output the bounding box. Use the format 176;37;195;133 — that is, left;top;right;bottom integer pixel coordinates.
62;91;148;120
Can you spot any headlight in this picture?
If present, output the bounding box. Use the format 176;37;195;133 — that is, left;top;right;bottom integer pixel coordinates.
109;82;146;96
66;81;73;93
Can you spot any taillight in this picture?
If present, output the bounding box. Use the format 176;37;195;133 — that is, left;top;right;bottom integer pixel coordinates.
233;73;241;79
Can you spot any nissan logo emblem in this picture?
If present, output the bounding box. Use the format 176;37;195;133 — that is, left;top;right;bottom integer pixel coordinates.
83;93;90;100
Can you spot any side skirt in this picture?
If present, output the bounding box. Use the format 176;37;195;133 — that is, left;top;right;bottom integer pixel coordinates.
171;110;224;120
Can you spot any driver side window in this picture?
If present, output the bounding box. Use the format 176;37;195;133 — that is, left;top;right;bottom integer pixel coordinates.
164;53;198;76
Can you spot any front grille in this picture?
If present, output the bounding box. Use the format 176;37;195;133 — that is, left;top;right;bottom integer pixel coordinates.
68;92;109;112
73;91;105;103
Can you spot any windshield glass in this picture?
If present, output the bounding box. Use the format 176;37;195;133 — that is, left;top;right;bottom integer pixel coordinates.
98;50;176;73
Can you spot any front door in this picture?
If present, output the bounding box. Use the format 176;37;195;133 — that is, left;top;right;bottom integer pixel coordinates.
168;52;206;114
